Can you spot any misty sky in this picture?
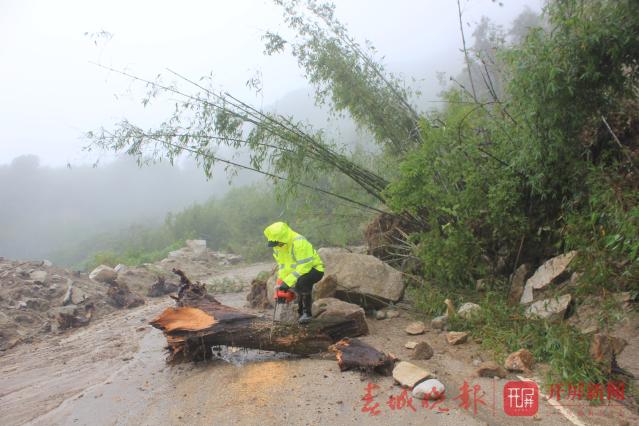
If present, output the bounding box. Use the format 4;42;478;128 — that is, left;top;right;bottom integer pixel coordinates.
1;0;543;167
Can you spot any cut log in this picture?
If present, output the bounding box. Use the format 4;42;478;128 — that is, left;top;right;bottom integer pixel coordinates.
329;338;396;375
150;269;371;363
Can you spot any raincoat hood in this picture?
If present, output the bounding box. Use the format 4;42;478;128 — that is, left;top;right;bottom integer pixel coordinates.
264;222;294;244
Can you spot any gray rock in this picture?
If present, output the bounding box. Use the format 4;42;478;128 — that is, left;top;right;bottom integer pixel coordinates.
509;264;531;304
29;270;47;284
457;302;481;320
311;297;368;335
405;321;426;335
89;265;117;283
62;281;74;306
317;248;405;303
520;251;577;304
431;315;448;330
392;361;431;388
114;264;127;274
386;310;400;319
411;341;434;360
525;294;572;322
312;274;338;301
42;259;53;267
446;331;469;345
71;287;89;305
405;341;418;349
412;379;445;400
375;310;387;320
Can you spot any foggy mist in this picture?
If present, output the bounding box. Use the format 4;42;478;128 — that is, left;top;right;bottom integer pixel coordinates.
0;0;542;264
0;155;255;262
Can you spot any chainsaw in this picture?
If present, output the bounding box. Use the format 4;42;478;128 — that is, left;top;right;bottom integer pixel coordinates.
270;279;295;339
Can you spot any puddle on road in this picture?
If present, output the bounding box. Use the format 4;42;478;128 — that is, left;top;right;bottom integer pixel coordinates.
210;345;295;366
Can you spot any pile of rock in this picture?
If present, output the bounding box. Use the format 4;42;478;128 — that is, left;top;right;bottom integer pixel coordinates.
167;240;243;266
0;259;121;350
508;251;577;322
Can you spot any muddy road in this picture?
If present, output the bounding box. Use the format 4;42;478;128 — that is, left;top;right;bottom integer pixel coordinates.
0;263;629;426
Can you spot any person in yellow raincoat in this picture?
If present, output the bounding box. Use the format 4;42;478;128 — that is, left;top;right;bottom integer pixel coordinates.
264;221;324;324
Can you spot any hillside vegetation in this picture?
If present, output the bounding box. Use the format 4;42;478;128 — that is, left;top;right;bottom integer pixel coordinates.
89;0;638;387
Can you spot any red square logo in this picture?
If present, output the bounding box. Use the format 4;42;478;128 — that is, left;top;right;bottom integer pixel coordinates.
503;381;539;416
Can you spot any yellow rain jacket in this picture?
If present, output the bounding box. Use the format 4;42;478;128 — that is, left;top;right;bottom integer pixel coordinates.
264;222;324;288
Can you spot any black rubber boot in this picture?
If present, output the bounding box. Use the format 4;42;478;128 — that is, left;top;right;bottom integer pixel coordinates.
298;294;313;324
297;296;304;317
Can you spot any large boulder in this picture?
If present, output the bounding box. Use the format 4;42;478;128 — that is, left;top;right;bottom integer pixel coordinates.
525;294;572;322
520;251;577;304
312;274;338;301
89;265;117;283
311;297;368;335
317;248;405;307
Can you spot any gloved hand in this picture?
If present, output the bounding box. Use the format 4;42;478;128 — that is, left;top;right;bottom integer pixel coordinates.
277;282;290;292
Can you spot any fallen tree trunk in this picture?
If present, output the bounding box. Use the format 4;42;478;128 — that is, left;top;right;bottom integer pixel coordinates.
150;269;371;363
